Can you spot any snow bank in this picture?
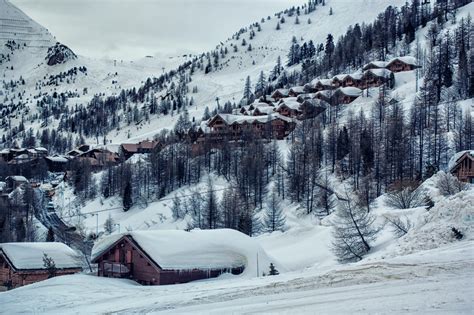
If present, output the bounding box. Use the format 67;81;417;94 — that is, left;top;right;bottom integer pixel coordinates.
0;242;82;270
388;190;474;256
92;229;279;277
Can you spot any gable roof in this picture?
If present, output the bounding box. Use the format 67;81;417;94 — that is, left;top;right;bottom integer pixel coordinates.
387;56;419;67
449;150;474;172
364;68;393;78
6;176;28;182
209;113;293;126
91;229;259;270
362;61;388;70
0;242;82;271
336;87;362;97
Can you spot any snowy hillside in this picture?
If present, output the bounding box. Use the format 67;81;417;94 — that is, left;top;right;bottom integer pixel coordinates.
0;0;409;146
1;182;473;313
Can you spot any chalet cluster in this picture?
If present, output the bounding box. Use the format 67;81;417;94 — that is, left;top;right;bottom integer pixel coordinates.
196;56;418;142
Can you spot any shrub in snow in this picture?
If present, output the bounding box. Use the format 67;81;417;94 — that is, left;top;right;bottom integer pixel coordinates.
436;171;467;196
332;197;379;262
385;181;424;209
103;214;115;234
451;227;463;240
268;263;279;276
42;254;57;278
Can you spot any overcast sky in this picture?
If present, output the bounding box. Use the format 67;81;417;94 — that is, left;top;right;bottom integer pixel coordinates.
11;0;305;60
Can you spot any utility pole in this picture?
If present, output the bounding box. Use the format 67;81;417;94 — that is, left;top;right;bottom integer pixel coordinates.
256;252;259;277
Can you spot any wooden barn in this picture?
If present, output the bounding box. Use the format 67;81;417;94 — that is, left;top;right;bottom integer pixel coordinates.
91;230;248;285
0;242;82;289
450;151;474;183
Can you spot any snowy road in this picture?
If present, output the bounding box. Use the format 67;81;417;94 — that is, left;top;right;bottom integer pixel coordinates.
1;241;472;314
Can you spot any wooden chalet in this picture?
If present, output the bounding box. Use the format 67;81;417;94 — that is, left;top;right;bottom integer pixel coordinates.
120;140;160;160
258;95;276;105
76;148;120;169
361;69;394;89
341;73;363;88
386;56;420;73
313;79;334;92
270;89;290;101
91;230;246;285
289;86;305;97
332;87;362;104
44;155;70;172
362;61;388;71
0;242;82;289
252;105;275;116
332;74;348;88
300;99;328;119
450;151;474;183
314;90;333;103
205;113;295;140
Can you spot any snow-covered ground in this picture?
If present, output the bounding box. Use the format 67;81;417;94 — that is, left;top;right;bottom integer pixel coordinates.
1;240;472;314
2;171;473;313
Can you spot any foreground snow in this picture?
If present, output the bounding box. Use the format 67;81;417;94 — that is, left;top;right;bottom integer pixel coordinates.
1;241;472;314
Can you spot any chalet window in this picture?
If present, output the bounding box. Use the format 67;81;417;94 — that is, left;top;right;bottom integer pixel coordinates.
147;262;151;266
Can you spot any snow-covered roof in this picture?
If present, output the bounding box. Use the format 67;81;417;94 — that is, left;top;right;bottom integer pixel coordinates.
365;68;393;78
278;99;302;111
333;74;348;81
35;147;48;152
347;72;363;80
272;88;290;97
289;86;305;94
0;242;82;270
6;176;28;182
0;149;10;154
363;61;388;69
212;113;293;125
92;229;266;270
254;106;275;114
45;155;69;163
317;79;333;86
388;56;418;66
337;87;362;97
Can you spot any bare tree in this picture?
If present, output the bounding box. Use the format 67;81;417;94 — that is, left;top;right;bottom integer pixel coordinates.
385;181;424;209
436;171;467;196
332;194;379;262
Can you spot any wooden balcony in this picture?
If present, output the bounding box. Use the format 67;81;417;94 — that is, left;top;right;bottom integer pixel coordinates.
101;261;132;278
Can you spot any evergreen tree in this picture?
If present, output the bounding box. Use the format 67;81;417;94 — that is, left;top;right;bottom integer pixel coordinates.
42;254;57;278
268;263;279;275
123;182;133;211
